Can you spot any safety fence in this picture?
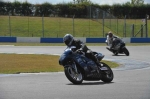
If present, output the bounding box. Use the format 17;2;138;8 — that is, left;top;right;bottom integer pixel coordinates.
0;6;149;38
0;37;150;43
88;6;149;38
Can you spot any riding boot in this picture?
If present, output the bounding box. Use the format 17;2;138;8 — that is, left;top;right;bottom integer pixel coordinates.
90;58;100;73
89;60;99;74
89;51;100;73
92;55;101;66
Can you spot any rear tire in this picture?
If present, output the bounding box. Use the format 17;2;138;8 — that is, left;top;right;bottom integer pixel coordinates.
122;47;129;56
100;62;114;83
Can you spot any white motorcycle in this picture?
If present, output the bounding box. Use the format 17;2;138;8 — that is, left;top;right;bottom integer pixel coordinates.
106;38;129;56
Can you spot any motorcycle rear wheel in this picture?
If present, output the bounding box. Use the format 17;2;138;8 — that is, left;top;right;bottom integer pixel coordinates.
65;66;83;84
100;62;114;83
122;47;129;56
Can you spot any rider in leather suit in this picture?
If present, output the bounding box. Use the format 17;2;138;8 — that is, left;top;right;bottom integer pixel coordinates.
106;31;119;50
63;34;100;72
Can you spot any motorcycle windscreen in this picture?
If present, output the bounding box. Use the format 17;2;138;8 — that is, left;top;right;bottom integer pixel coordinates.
96;53;104;61
59;50;72;65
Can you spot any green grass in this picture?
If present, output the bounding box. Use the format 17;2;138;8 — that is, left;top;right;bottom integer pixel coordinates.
0;16;108;37
1;16;149;38
0;54;63;74
0;54;119;74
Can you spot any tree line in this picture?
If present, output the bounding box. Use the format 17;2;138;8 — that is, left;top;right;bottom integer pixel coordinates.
0;0;150;19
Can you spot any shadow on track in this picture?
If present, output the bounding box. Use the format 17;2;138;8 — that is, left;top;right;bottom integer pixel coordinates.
67;82;114;85
112;54;128;56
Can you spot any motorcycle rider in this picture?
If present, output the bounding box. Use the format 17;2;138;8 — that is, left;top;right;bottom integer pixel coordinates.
63;34;100;72
106;31;119;51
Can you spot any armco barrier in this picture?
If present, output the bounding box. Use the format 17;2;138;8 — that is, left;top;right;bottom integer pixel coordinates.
86;38;106;43
0;37;150;43
131;38;150;43
17;37;40;43
0;37;16;42
41;38;63;43
40;37;86;43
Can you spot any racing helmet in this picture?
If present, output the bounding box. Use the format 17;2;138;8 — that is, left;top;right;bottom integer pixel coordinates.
108;31;113;38
63;34;74;46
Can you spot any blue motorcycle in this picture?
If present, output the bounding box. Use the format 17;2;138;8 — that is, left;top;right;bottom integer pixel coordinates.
59;46;114;84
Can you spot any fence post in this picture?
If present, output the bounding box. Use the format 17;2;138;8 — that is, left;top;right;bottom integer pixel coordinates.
124;15;126;37
9;13;11;37
110;15;111;29
89;6;91;37
117;18;118;34
42;15;44;37
28;15;29;37
102;11;105;37
141;25;143;37
131;24;134;37
73;15;75;36
145;15;148;37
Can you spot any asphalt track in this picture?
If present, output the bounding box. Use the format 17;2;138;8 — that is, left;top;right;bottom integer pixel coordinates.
0;45;150;99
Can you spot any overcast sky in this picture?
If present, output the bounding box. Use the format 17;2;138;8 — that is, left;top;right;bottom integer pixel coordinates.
4;0;150;5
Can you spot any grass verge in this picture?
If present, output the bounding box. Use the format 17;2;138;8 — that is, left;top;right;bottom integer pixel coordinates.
0;54;119;74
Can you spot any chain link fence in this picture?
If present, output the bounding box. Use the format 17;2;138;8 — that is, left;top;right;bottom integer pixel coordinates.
0;6;149;38
0;15;102;37
88;6;149;38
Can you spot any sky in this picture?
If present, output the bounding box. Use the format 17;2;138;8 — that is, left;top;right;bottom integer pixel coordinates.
4;0;150;5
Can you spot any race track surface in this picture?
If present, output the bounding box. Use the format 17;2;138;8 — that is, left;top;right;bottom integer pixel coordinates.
0;46;150;99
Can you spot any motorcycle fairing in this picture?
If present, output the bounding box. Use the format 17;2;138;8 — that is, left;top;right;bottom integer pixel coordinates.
72;54;98;76
59;48;98;76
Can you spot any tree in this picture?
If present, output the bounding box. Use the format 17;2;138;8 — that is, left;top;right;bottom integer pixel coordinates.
40;2;54;16
73;0;91;4
21;1;32;16
130;0;144;6
12;1;21;15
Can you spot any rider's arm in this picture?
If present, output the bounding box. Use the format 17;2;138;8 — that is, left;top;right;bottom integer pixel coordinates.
113;35;119;38
106;35;112;47
76;39;89;52
75;39;83;49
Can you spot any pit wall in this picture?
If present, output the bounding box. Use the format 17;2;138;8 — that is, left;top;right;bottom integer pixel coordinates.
0;37;150;43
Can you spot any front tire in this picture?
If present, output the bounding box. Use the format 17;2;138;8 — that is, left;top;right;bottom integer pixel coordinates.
113;51;118;55
100;62;114;83
64;66;83;84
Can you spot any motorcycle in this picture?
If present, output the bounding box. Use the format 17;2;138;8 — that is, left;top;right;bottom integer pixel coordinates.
106;38;130;56
59;46;113;84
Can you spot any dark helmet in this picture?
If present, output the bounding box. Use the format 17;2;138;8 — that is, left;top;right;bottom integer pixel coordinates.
63;34;74;46
108;31;113;38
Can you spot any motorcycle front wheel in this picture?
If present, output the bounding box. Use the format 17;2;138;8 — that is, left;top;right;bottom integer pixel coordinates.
64;66;83;84
113;51;118;55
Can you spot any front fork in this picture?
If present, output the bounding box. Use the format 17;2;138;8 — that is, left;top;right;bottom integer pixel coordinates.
71;62;78;73
65;61;78;74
